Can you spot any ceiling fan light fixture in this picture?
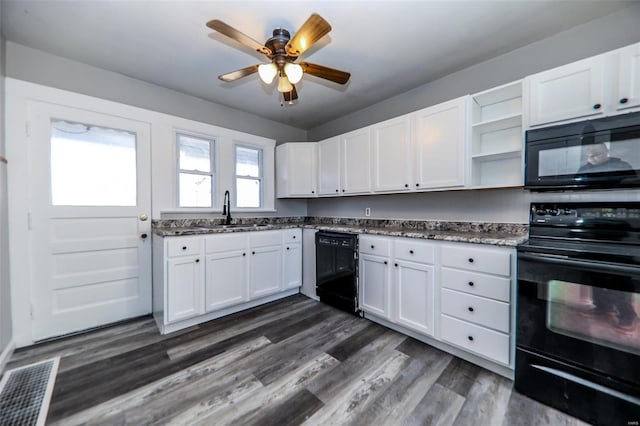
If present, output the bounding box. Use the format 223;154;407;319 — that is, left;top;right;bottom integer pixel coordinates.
284;62;303;84
258;63;278;84
277;76;294;93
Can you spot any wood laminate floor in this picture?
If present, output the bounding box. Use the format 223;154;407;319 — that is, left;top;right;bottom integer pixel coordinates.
6;295;589;425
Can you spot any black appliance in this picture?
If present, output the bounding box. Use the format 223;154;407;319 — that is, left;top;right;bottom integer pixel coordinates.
516;202;640;424
315;231;359;314
524;111;640;191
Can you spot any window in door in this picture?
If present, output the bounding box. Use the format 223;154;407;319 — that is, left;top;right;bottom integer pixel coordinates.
235;145;262;208
50;120;137;206
177;133;215;208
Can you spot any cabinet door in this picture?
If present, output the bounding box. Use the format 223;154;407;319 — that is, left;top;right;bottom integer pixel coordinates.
616;43;640;113
301;229;318;300
283;242;302;290
394;260;435;336
250;245;282;298
205;250;248;312
167;256;204;323
318;136;341;195
527;55;605;126
276;143;317;197
342;127;372;194
413;97;468;189
372;116;412;192
359;253;391;319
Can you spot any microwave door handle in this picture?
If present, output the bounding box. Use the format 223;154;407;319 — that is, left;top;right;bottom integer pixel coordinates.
518;252;640;275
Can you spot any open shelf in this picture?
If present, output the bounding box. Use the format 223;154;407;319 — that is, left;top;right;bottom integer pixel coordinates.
470;80;524;188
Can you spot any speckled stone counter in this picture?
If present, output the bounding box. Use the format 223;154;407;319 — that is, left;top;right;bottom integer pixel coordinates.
153;217;528;247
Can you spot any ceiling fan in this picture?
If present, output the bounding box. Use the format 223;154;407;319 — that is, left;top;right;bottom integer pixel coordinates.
206;13;350;103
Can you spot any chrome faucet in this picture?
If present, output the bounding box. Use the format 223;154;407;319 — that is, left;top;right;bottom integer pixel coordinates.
222;190;232;225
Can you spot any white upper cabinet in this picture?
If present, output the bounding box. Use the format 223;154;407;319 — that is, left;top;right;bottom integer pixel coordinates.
276;142;317;198
615;43;640;113
341;127;372;194
372;115;412;192
527;55;606;127
413;96;469;189
526;42;640;128
317;136;341;195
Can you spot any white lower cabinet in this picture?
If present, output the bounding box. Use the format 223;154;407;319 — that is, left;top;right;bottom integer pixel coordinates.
439;243;514;366
358;234;515;375
359;235;436;336
167;255;204;322
154;229;297;334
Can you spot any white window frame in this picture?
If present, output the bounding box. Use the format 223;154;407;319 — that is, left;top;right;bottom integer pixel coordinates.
234;143;263;210
176;131;216;208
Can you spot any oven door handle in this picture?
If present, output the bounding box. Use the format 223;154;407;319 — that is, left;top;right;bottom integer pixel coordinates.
518;252;640;275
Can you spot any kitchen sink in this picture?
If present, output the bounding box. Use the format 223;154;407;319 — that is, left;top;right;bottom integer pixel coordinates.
193;224;272;231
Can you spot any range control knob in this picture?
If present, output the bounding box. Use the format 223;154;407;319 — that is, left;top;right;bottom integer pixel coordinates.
563;208;573;215
535;209;546;215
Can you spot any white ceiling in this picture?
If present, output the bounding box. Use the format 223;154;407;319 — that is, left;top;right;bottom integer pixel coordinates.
1;1;634;130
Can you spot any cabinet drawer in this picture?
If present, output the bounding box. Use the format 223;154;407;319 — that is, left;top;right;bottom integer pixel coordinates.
167;236;202;257
205;233;247;254
441;315;510;365
359;235;391;257
441;268;510;302
282;228;302;244
441;245;511;276
250;230;282;248
394;239;435;264
441;288;510;333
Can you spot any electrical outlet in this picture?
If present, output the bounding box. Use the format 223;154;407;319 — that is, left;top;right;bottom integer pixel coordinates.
365;207;371;217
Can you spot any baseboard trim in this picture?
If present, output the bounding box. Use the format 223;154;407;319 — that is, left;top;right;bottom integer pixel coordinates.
0;340;16;374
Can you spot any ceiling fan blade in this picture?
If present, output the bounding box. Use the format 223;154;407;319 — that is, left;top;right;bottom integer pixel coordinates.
283;85;298;102
285;13;331;57
218;64;260;82
299;62;350;85
206;19;271;56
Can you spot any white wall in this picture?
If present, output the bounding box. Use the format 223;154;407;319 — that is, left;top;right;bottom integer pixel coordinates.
307;4;640;223
0;2;14;369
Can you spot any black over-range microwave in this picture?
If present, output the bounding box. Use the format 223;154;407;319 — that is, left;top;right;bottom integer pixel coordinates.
524;111;640;191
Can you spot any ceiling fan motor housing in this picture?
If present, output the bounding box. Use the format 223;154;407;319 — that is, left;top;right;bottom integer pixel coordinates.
266;28;293;68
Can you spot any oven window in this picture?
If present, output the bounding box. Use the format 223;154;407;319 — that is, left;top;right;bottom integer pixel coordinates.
547;280;640;355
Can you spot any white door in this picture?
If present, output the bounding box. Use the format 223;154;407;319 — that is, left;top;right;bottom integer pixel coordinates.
288;143;318;196
205;250;248;311
167;256;204;323
527;55;605;126
616;43;640;112
372;115;412;192
341;127;372;194
317;136;341;195
283;243;302;290
413;97;468;189
250;245;282;298
30;102;152;341
359;253;390;319
395;260;434;336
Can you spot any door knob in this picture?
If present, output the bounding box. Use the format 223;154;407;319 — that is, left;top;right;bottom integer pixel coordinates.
141;233;148;239
139;214;148;221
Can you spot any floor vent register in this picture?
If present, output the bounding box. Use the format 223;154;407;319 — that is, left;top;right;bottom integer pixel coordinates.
0;357;60;426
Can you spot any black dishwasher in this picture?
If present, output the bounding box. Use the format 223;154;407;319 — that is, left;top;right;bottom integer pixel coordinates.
315;231;359;314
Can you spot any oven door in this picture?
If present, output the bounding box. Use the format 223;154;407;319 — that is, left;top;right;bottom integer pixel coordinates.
516;249;640;422
517;251;640;380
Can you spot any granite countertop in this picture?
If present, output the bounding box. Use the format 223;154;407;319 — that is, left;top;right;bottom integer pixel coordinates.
153;218;528;247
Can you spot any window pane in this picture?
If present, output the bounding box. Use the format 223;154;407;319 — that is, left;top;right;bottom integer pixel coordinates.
179;173;212;207
179;135;211;173
236;178;260;208
236;146;260;177
51;120;136;206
